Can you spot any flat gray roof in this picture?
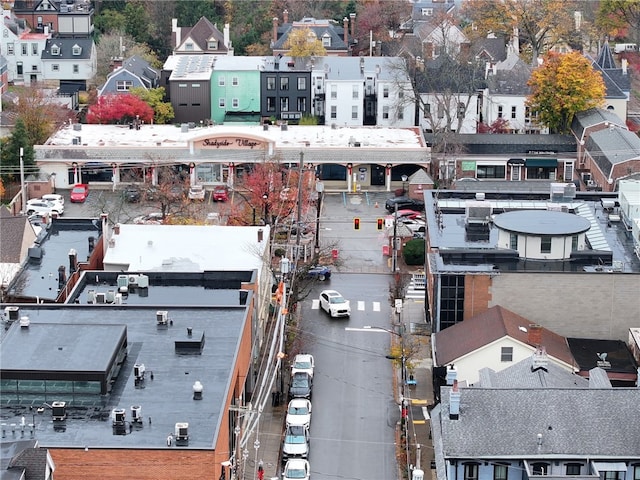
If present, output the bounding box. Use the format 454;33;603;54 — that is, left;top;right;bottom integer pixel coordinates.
0;304;249;450
2;323;125;374
493;210;591;236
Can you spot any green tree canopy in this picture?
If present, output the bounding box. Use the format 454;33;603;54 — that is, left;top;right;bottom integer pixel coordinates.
129;87;175;124
1;120;36;183
527;51;606;133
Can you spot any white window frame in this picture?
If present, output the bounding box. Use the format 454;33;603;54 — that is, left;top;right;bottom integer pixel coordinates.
219;98;226;108
51;45;59;56
116;80;133;91
330;105;337;119
297;77;306;90
351;105;358;119
232;77;239;86
500;346;513;362
7;43;14;55
72;44;81;55
51;64;59;71
218;76;225;86
232;98;239;108
72;64;79;74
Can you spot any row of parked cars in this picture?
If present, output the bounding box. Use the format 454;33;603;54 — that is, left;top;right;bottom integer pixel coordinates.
24;185;90;216
282;354;315;480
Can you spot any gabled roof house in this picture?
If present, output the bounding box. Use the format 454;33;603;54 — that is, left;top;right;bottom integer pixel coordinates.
171;16;233;56
98;55;159;96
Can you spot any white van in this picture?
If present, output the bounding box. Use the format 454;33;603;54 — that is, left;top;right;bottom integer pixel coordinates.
614;43;637;54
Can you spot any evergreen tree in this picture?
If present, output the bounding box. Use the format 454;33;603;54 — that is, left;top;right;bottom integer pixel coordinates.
0;119;37;183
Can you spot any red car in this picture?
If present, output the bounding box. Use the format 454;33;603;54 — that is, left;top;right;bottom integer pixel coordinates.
212;185;228;202
70;184;89;203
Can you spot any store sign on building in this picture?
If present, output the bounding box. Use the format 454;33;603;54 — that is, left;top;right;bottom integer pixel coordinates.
198;137;266;149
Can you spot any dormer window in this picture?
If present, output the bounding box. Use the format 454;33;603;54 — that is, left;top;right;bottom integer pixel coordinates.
208;39;218;50
72;44;82;55
51;45;60;56
322;33;331;47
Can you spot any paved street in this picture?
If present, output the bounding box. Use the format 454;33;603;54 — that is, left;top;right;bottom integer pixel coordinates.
57;184;433;480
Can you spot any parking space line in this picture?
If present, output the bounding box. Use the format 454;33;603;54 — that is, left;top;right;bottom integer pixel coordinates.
372;302;380;312
357;301;365;311
311;299;320;310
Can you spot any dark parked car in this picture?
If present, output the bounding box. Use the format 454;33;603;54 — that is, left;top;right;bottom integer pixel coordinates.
385;196;424;213
123;185;141;203
307;265;331;281
289;372;312;400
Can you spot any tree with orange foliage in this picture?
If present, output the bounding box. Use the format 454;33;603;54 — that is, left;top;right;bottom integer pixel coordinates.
527;51;606;134
86;94;154;125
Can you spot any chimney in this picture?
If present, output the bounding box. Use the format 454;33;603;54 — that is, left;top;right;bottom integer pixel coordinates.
172;18;180;49
622;58;628;75
449;380;460;420
343;17;349;45
528;324;543;347
350;13;356;38
113;224;121;235
68;248;78;273
531;346;548;372
283;9;288;24
224;23;230;49
272;17;278;44
445;364;457;385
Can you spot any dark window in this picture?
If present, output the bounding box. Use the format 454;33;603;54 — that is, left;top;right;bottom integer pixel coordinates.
440;275;464;330
464;463;479;480
566;464;581;475
511;106;517;119
541;236;551;254
633;465;640;480
498;106;503;118
476;165;505;179
501;347;513;362
510;234;517;250
526;167;555;180
266;77;276;90
494;464;508;480
297;97;306;112
318;164;347;181
531;463;549;476
280;97;289;111
605;473;622;480
280;77;289;90
267;97;276;112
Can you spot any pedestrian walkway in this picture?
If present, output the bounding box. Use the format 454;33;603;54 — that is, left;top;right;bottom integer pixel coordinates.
401;296;435;479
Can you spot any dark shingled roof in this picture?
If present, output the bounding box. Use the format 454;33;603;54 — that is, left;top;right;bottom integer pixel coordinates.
423;133;576;155
570;107;627;141
0;207;30;263
486;58;533;96
589;42;631;100
179;16;228;53
41;37;93;60
432;387;640;458
273;18;348;52
585;127;640;177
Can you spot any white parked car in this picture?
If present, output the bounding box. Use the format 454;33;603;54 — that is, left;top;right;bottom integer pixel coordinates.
188;184;205;200
282;425;309;460
319;290;351;318
291;354;315;378
282;459;310;480
41;193;65;206
286;398;312;428
25;200;64;216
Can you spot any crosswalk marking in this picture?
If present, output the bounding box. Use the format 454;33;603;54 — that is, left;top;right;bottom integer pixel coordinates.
310;300;385;312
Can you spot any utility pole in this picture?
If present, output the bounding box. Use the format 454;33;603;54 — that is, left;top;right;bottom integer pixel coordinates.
314;180;324;252
295;151;304;262
392;202;399;272
19;147;26;212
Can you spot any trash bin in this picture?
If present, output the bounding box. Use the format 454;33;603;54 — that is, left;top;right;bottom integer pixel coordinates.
332;249;339;259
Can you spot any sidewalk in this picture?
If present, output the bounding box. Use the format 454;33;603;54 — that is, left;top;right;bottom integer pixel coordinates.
401;294;435;479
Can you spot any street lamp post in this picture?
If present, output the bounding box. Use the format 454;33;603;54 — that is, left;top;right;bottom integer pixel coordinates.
314;181;324;252
401;174;408;195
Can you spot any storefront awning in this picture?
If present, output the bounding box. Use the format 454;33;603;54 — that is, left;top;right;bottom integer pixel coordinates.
507;158;525;165
526;159;558;168
593;462;627;472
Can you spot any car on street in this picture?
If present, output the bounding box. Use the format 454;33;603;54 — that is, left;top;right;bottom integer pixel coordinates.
212;185;228;202
385;196;424;213
286;398;312;428
188;184;206;201
123;185;141;203
25;200;64;216
282;425;310;460
289;372;312;400
291;354;315;378
282;459;310;480
307;265;331;281
319;289;351;318
70;184;89;203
